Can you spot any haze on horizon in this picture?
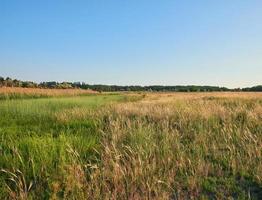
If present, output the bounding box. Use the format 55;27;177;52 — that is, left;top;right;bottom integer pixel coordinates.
0;0;261;88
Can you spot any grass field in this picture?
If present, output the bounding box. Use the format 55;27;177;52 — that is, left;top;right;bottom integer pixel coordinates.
0;90;262;199
0;87;97;100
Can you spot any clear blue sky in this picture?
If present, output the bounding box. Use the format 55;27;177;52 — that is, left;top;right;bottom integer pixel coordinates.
1;0;261;88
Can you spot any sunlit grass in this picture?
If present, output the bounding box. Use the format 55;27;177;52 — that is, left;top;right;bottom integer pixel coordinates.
0;92;261;199
0;87;97;100
0;94;125;199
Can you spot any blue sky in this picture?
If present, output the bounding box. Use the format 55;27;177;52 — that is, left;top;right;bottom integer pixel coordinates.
0;0;261;88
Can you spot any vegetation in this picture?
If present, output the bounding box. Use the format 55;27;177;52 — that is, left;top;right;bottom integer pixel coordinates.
0;91;261;199
242;85;262;92
1;76;261;92
0;87;96;100
0;94;127;199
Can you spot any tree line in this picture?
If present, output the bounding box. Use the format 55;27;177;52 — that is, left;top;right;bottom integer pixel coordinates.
0;76;261;92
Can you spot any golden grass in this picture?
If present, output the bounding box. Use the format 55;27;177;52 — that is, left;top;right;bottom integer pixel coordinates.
0;87;97;98
114;92;262;119
83;92;262;199
139;92;262;103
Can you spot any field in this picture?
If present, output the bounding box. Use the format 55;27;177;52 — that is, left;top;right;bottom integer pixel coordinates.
0;87;97;100
0;89;262;199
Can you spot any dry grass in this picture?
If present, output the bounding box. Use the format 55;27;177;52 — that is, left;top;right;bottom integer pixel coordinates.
139;92;262;103
0;87;97;99
84;92;262;199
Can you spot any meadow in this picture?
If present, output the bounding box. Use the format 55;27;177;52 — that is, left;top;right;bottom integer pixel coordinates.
0;87;97;100
0;89;262;199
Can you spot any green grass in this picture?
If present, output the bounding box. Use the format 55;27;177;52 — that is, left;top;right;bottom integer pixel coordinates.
0;94;125;199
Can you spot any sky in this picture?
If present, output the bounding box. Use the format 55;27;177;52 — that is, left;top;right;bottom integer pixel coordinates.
0;0;261;88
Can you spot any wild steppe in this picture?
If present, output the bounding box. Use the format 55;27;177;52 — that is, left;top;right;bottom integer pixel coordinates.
0;88;262;199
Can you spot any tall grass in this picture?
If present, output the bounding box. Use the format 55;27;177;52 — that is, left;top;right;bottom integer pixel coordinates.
0;94;126;199
84;95;262;199
0;87;97;100
0;92;261;199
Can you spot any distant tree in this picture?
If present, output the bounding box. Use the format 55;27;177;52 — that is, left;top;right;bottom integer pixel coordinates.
0;76;4;87
1;76;261;92
13;79;22;87
242;85;262;92
5;77;13;87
